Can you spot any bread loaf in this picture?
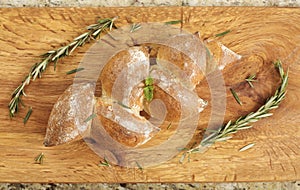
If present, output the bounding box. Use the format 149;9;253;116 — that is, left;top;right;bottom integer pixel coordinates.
44;83;95;146
45;36;213;147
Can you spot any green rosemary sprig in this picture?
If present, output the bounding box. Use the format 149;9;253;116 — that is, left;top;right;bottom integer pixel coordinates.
144;76;154;102
186;60;288;155
246;74;257;88
8;17;117;117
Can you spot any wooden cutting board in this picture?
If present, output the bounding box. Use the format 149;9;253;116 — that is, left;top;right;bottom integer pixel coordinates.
0;7;300;183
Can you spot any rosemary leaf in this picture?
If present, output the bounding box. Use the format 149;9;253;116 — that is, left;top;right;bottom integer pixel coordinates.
99;157;111;167
214;136;232;142
239;143;255;152
246;74;257;88
167;122;172;130
34;152;45;164
130;23;142;33
74;32;89;41
247;80;254;88
66;67;85;75
179;153;186;164
237;125;253;130
177;147;189;151
135;161;143;170
230;88;243;105
223;120;232;132
84;113;97;123
165;20;182;25
23;107;32;124
256;113;273;119
215;30;231;37
115;101;131;109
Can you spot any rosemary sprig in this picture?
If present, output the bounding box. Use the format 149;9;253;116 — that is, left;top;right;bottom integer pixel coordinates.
130;23;142;33
8;17;117;117
215;30;231;37
186;60;288;154
99;157;111;167
23;107;32;124
135;161;143;171
230;88;243;105
144;76;154;102
246;74;257;88
34;152;45;164
66;67;85;75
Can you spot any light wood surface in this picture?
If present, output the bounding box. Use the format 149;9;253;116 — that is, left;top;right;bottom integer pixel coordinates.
0;7;300;183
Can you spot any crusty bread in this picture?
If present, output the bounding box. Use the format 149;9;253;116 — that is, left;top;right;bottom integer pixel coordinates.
100;46;150;97
94;97;160;147
156;44;205;88
44;83;95;146
46;39;209;147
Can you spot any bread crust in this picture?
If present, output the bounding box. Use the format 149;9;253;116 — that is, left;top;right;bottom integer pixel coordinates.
44;83;95;146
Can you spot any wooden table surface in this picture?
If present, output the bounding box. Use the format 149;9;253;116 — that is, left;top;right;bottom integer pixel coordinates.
0;7;299;183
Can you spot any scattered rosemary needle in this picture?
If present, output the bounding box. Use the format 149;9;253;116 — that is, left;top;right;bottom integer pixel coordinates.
66;67;84;75
245;74;257;88
179;153;186;163
135;161;143;171
8;17;117;117
239;143;255;152
185;60;288;157
130;23;142;33
230;88;243;105
215;30;231;37
114;101;131;109
34;152;44;164
23;107;32;124
165;20;182;25
167;122;172;130
84;113;97;123
99;157;111;167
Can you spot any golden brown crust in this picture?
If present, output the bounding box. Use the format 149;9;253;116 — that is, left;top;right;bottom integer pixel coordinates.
157;45;204;85
44;83;95;147
141;43;205;88
95;97;160;147
100;46;150;97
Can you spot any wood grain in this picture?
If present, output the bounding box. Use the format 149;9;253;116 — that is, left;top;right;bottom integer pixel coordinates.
0;7;300;183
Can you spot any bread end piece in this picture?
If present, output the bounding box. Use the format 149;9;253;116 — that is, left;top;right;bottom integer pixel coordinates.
44;83;95;146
